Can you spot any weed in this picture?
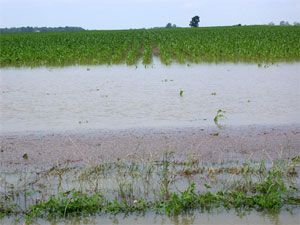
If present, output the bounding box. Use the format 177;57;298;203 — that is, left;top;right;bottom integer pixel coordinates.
0;158;299;223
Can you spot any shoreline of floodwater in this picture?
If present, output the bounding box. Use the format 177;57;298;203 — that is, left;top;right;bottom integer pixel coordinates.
0;58;299;70
1;124;299;170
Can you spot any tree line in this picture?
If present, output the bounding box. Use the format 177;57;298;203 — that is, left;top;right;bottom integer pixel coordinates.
269;21;300;26
0;26;85;33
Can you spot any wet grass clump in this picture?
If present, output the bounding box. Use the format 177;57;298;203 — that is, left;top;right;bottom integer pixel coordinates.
1;155;299;224
26;165;299;218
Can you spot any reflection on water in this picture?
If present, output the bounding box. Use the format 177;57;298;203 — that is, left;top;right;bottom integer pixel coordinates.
1;209;299;225
0;61;299;133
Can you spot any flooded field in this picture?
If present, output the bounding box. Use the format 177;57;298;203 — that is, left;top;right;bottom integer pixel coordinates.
0;61;299;224
0;61;299;133
1;154;299;224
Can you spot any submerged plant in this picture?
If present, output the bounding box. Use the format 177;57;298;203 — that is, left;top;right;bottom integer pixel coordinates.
1;158;299;224
180;89;184;97
213;109;227;128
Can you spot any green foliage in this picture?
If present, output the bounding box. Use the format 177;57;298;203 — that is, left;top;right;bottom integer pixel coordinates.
251;170;288;209
180;89;184;96
166;23;176;28
24;181;294;221
214;109;226;127
23;167;299;221
26;190;149;222
189;16;200;28
164;183;201;215
1;159;299;224
1;26;300;67
30;191;104;218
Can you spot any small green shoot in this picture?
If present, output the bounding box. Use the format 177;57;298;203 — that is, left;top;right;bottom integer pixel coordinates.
78;121;89;124
214;109;227;128
180;89;184;97
204;184;211;189
22;153;28;160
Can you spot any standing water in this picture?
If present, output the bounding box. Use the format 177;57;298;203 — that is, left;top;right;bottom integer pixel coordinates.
1;209;299;225
0;62;299;134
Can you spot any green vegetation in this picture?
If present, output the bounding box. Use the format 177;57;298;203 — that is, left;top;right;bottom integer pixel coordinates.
1;155;299;223
1;26;299;67
180;89;184;96
214;109;226;127
189;16;200;28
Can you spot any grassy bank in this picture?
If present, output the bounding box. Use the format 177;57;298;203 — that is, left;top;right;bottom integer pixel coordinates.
0;154;299;224
1;26;300;67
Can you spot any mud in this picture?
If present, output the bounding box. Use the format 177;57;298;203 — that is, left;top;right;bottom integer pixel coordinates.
1;124;299;170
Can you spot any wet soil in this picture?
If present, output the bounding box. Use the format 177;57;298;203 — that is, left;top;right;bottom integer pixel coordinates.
1;124;299;170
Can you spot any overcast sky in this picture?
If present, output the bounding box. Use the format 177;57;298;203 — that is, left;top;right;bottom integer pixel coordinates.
0;0;299;29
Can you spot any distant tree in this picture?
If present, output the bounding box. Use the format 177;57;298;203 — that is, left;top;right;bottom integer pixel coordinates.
294;21;300;26
165;23;176;28
189;16;200;27
268;22;275;26
280;21;290;26
166;23;172;28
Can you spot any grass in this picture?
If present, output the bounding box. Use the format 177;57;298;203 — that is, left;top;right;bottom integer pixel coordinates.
26;173;298;220
0;26;299;67
0;155;299;224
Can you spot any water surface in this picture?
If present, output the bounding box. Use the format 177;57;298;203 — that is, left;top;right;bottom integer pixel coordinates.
1;209;299;225
0;62;299;133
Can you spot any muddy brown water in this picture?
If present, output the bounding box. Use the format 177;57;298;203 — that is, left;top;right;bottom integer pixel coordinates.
0;62;299;133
